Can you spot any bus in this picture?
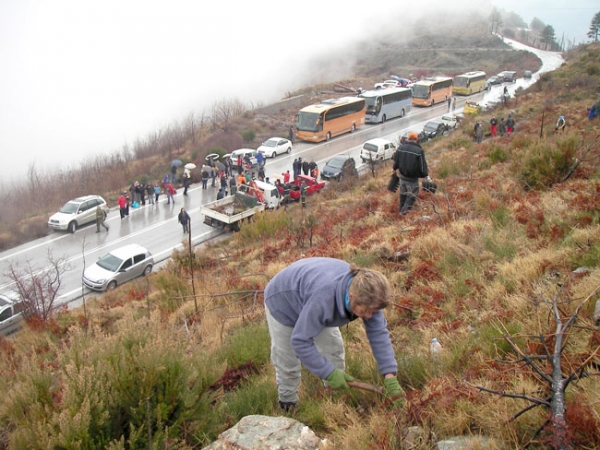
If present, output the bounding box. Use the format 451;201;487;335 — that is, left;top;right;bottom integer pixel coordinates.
411;77;453;107
359;87;412;124
453;71;487;96
295;97;366;142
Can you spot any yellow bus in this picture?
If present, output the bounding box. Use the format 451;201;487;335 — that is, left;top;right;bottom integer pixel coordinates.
295;97;366;142
453;71;487;96
411;77;453;107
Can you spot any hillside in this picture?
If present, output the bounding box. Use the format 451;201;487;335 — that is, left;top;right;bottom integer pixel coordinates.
1;35;600;449
0;9;600;450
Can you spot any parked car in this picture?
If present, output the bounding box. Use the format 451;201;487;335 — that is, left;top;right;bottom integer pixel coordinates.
420;120;447;141
83;244;154;291
523;70;532;79
400;130;420;145
497;71;517;82
0;291;27;337
440;114;459;129
287;175;326;201
321;155;358;181
485;75;503;88
360;138;397;163
374;80;403;89
48;195;109;233
230;148;258;170
257;137;292;158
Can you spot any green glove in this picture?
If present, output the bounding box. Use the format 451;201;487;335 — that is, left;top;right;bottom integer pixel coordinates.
383;377;405;407
325;369;355;390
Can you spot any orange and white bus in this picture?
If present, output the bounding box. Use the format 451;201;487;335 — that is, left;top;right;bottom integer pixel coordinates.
453;71;487;96
295;97;366;142
411;77;453;107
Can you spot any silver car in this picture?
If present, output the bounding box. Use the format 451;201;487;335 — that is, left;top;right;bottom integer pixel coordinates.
83;244;154;291
48;195;109;233
0;291;27;337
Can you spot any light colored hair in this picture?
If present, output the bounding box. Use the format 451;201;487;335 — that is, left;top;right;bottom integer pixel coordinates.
348;265;391;310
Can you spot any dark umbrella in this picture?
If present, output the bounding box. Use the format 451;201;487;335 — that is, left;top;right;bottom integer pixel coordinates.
171;159;183;168
214;161;226;172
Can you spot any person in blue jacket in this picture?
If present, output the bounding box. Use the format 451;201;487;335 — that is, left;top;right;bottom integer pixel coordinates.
264;257;404;411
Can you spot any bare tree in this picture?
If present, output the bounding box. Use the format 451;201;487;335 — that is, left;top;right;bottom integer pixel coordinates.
474;274;600;449
7;250;68;322
210;99;247;132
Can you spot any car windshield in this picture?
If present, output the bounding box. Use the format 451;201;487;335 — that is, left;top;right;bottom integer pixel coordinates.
327;157;346;169
96;253;124;272
59;201;79;214
424;123;439;131
262;140;277;148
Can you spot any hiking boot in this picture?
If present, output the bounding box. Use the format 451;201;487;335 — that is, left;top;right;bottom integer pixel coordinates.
279;401;296;412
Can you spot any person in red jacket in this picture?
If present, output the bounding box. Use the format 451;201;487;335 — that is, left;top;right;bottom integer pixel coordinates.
117;193;128;219
165;183;176;204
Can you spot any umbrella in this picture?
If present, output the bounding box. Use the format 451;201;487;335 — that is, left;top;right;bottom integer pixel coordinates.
205;153;220;161
214;161;226;172
202;164;212;172
171;159;183;168
184;162;197;170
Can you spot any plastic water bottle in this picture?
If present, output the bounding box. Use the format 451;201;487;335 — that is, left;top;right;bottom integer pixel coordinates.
430;338;443;360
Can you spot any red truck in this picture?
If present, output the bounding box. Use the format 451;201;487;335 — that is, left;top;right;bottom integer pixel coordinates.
277;175;325;202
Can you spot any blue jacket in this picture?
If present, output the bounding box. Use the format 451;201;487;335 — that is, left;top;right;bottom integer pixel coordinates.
264;257;397;379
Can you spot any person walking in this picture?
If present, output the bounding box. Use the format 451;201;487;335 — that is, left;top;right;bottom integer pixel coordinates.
392;132;429;215
170;165;177;184
256;151;264;169
146;183;154;205
447;96;451;111
183;169;190;196
153;183;161;203
117;193;127;219
201;168;209;189
165;182;176;204
452;97;456;111
292;158;300;180
264;257;404;411
229;175;237;195
95;206;109;233
288;125;296;143
177;208;190;234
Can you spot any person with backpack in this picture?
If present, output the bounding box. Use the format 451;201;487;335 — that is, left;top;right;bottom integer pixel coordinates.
392;132;429;216
555;115;566;132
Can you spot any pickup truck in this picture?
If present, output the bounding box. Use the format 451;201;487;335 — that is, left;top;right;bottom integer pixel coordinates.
200;192;265;231
288;175;326;201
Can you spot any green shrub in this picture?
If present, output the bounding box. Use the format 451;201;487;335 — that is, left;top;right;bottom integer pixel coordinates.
512;140;575;190
487;143;509;164
242;129;256;142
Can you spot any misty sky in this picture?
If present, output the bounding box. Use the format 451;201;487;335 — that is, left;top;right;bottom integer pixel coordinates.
0;0;595;185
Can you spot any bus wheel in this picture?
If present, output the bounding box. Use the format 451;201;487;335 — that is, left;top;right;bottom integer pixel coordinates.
326;132;331;141
381;115;386;123
431;100;434;106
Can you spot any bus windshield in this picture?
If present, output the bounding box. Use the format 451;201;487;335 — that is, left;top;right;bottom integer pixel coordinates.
412;85;430;99
296;112;321;132
454;77;469;87
364;97;381;115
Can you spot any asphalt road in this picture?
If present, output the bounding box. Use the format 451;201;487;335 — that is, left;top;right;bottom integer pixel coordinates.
0;36;562;308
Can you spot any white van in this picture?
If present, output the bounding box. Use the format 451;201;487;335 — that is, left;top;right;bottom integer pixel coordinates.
252;180;282;209
360;138;397;163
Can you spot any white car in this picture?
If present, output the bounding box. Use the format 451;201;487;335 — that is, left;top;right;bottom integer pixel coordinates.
374;80;402;89
257;137;292;158
230;148;258;170
440;114;459;129
83;244;154;291
360;138;397;163
47;195;109;233
0;291;27;336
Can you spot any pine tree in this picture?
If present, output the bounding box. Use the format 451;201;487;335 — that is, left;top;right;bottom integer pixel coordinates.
588;11;600;42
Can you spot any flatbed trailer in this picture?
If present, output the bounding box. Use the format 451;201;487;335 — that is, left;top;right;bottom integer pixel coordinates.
200;192;265;231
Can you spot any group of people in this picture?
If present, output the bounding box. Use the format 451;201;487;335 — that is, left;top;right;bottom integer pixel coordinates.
473;113;516;143
291;157;318;179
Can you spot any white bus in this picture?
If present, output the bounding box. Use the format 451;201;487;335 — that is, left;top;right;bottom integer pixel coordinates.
359;87;412;123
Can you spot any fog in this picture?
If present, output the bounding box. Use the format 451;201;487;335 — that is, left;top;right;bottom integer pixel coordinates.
0;0;592;185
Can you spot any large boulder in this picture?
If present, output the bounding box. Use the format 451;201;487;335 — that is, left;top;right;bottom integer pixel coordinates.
202;414;327;450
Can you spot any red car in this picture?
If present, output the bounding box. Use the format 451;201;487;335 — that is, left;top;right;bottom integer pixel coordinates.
288;175;326;201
